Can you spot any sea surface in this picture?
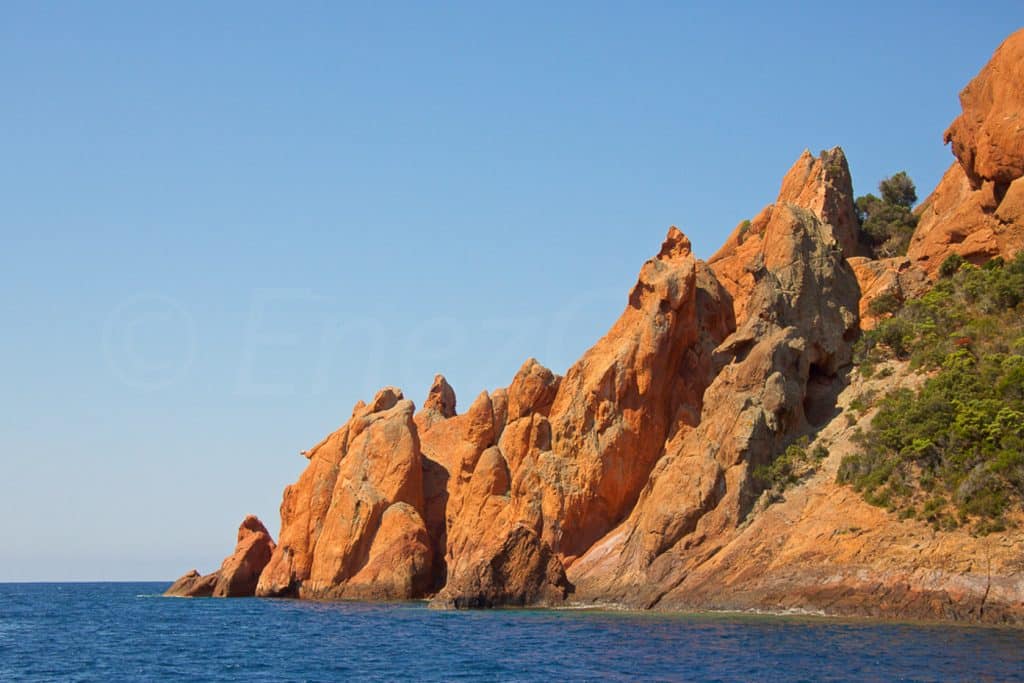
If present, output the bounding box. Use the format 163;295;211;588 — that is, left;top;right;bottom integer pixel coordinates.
0;582;1022;681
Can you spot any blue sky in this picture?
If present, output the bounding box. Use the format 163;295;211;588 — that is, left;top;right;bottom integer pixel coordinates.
1;3;1019;581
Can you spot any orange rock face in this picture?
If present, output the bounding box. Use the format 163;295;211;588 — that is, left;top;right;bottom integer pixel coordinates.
256;388;432;599
178;30;1024;623
238;222;734;608
569;147;861;605
848;256;928;329
165;515;275;598
634;364;1024;623
908;29;1024;277
415;374;457;432
212;515;276;598
908;162;1024;277
944;29;1024;189
710;147;860;324
432;228;735;607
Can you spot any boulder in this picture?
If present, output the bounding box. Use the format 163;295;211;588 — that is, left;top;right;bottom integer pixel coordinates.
164;569;216;598
212;515;276;597
414;374;457;431
165;515;275;598
341;502;434;600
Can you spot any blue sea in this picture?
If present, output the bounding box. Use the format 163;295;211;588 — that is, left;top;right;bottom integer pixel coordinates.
1;583;1022;681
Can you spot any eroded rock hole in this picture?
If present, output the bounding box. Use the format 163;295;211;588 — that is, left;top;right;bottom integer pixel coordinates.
994;180;1010;206
803;362;839;427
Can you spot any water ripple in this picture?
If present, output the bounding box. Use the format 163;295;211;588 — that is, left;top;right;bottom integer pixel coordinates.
0;583;1021;682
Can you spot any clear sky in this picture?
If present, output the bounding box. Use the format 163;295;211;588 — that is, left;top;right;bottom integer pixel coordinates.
1;3;1019;581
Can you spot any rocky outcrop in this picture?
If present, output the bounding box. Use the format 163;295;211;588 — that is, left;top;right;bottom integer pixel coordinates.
848;257;928;329
709;147;860;324
418;387;513;600
212;515;277;597
170;30;1024;624
165;569;217;598
415;374;457;432
432;524;573;608
165;515;275;598
908;162;1024;277
255;388;432;599
337;501;434;600
908;29;1024;277
643;363;1024;623
432;227;734;607
569;148;861;605
944;29;1024;190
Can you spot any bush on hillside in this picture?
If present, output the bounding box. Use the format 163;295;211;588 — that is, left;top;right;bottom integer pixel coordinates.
839;252;1024;533
755;437;828;495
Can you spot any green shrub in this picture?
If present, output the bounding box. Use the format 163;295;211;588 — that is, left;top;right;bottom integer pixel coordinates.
839;252;1024;534
756;438;828;495
939;253;966;278
879;171;917;207
855;172;919;258
868;291;902;318
737;219;752;244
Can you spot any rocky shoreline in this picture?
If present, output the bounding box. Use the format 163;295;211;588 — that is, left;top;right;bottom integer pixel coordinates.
168;29;1024;625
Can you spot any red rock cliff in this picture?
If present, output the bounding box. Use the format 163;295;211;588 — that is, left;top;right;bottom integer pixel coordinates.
172;30;1024;623
907;29;1024;277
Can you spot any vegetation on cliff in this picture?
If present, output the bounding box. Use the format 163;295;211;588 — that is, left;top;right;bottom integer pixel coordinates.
855;171;919;258
754;437;828;497
839;251;1024;533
